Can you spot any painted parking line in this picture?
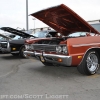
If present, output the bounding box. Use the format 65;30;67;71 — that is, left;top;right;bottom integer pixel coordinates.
30;59;38;62
88;74;100;78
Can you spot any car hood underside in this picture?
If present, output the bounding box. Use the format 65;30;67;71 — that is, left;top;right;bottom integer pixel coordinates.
31;4;100;36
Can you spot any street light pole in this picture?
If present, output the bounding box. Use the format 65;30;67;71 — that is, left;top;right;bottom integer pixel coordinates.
33;18;36;33
26;0;28;31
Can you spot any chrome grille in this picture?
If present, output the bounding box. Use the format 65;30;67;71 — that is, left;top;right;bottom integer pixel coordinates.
32;44;56;52
0;42;8;48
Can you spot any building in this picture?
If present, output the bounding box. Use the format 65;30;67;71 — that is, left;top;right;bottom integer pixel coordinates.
88;19;100;32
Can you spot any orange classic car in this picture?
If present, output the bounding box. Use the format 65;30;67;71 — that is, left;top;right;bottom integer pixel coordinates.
24;4;100;75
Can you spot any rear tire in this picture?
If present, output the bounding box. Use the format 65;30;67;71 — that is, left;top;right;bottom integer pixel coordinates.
77;50;100;75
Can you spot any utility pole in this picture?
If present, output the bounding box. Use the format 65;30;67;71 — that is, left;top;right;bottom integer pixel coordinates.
33;18;36;33
26;0;28;31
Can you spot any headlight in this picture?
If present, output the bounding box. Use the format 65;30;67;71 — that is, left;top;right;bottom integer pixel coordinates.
62;46;67;54
56;45;68;54
56;46;62;53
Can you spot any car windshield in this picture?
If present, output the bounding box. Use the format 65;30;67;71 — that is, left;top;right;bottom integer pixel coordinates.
33;31;48;38
68;32;95;37
11;35;23;40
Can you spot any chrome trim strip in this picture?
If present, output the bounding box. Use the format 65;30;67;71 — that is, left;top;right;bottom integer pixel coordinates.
11;51;19;53
24;51;34;55
34;52;42;56
7;42;10;49
72;43;100;47
0;42;7;43
43;53;70;58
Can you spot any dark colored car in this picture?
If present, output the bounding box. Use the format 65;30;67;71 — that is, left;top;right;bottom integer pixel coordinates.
0;27;57;57
0;27;34;57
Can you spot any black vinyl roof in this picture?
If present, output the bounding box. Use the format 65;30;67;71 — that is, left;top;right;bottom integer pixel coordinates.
0;27;33;38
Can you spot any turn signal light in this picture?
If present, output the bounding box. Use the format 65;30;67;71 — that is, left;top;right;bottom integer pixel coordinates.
78;56;82;59
12;48;16;50
57;58;63;62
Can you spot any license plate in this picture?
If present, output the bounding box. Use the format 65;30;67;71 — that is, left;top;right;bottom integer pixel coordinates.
40;56;45;62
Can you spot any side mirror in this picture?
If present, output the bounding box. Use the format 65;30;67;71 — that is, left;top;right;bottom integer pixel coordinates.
56;33;62;37
57;33;61;36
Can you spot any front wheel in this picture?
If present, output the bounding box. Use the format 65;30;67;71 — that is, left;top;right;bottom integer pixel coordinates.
77;50;100;75
20;45;26;58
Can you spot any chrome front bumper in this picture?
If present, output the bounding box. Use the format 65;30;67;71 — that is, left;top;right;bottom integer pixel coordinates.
0;42;11;53
24;51;35;58
24;51;72;66
1;48;11;53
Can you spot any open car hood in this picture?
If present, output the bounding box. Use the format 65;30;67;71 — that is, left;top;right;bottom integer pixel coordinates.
31;4;100;35
0;27;33;38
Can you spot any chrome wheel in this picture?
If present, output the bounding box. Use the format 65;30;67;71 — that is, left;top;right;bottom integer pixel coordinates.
86;53;98;72
77;50;100;75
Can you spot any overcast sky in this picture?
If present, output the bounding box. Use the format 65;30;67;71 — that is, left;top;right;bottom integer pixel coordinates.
0;0;100;31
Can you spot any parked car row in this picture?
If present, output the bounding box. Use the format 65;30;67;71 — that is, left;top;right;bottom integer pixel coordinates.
0;4;100;75
0;27;58;57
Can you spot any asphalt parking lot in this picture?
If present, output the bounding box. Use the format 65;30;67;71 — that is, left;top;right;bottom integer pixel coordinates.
0;53;100;100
